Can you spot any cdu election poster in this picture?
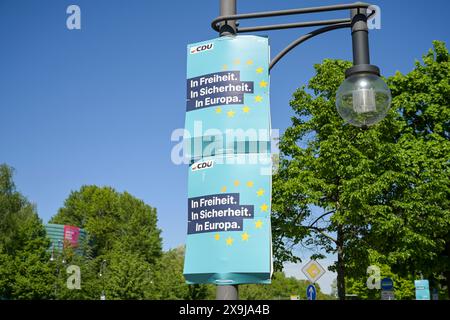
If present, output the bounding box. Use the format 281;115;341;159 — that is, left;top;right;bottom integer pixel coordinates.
183;35;273;285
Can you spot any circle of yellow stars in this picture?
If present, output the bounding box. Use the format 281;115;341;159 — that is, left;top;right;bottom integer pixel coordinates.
215;179;268;246
215;59;268;118
212;59;269;245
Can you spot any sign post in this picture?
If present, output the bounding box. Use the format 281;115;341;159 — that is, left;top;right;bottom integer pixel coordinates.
301;260;325;301
183;35;273;295
431;288;439;300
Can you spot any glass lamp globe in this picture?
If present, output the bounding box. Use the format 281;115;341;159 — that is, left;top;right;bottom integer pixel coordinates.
336;72;392;127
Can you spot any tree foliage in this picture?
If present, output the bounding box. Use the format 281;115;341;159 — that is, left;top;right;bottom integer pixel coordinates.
50;185;162;263
151;246;214;300
272;41;450;299
0;164;54;299
49;185;163;299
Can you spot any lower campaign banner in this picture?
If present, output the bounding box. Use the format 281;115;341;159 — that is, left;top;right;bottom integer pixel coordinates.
184;154;272;285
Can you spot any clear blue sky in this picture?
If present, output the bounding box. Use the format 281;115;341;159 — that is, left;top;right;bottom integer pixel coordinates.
1;0;449;255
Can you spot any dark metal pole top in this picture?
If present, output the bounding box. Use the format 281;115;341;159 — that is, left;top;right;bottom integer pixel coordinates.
219;0;237;36
346;4;381;77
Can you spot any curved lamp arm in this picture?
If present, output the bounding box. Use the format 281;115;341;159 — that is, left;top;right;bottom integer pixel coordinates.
269;22;351;71
213;1;377;73
211;2;373;33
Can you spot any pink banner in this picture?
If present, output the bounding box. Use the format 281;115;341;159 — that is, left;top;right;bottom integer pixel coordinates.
63;225;80;248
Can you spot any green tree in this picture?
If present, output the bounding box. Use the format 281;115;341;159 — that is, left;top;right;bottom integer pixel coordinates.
382;41;450;296
50;185;163;299
49;242;102;300
101;246;154;299
330;278;338;299
151;246;214;300
51;185;162;263
0;164;54;299
272;41;450;300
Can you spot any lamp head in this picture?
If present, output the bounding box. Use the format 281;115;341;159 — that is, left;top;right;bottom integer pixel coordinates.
336;64;392;128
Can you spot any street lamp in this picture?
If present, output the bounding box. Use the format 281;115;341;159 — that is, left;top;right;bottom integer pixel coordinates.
336;71;391;128
99;259;107;300
335;7;391;127
49;240;66;299
213;1;391;129
212;0;391;299
50;243;55;262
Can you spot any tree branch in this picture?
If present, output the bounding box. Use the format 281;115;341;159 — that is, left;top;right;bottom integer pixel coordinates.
307;226;337;243
308;210;335;227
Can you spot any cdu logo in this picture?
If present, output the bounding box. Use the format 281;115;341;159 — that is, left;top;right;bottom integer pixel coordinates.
190;43;214;54
191;160;214;172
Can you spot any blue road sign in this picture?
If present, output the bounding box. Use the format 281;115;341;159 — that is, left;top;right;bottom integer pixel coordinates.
307;284;316;300
381;277;394;291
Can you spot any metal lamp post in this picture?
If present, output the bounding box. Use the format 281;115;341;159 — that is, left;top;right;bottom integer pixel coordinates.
50;240;65;299
50;243;55;262
99;259;107;300
213;0;390;300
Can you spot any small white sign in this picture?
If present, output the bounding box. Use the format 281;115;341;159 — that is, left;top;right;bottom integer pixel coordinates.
381;290;395;300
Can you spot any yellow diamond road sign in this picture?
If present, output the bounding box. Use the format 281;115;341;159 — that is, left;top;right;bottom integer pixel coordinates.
301;260;326;283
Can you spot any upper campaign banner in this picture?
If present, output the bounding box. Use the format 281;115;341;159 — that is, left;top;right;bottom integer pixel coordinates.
184;35;271;161
183;36;272;285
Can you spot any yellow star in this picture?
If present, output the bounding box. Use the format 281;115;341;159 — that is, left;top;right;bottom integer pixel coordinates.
246;181;254;187
241;232;249;241
214;234;220;241
255;220;263;229
220;186;227;193
256;188;265;197
256;67;264;73
226;237;234;246
215;107;222;113
227;110;236;118
233;180;240;187
255;95;263;102
259;80;268;88
260;203;269;212
242;106;250;113
233;59;240;65
246;59;254;65
223;64;228;70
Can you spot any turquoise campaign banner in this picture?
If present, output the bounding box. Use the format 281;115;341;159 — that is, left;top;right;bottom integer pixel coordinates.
184;154;272;285
184;35;271;160
415;279;430;300
183;36;272;285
